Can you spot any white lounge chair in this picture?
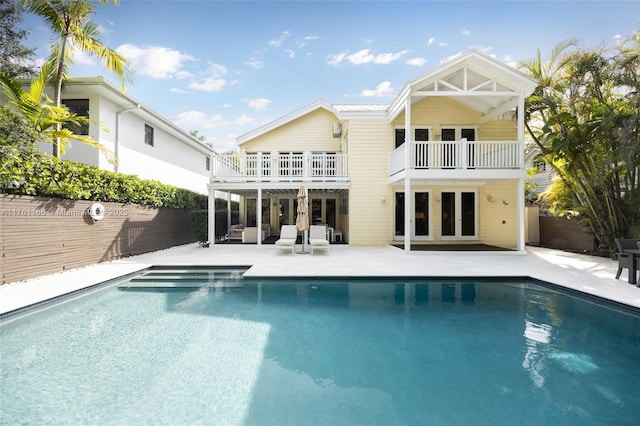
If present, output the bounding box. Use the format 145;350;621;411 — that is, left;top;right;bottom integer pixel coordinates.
275;225;297;255
309;225;329;255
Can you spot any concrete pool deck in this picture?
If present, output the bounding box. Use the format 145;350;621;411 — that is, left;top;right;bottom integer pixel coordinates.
1;244;639;315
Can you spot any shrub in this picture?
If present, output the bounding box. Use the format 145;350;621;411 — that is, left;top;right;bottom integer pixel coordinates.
190;210;208;242
0;149;207;209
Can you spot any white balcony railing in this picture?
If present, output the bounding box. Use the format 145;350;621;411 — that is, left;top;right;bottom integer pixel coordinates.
389;140;522;176
211;152;349;182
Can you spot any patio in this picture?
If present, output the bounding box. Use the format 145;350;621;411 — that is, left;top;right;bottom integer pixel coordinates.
1;244;639;316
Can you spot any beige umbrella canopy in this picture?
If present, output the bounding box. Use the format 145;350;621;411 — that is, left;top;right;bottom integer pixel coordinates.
296;186;309;253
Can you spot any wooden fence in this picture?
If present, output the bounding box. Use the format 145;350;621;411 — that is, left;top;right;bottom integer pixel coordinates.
539;216;596;253
1;195;197;285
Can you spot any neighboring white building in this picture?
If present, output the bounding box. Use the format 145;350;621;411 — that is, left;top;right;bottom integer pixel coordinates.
32;77;215;195
524;146;555;201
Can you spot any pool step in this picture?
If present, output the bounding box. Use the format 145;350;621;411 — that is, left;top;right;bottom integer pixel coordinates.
118;269;245;289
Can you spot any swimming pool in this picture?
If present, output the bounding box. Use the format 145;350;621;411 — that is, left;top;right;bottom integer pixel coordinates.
1;268;639;425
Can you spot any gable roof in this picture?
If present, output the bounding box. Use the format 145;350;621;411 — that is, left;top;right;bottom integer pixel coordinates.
237;100;337;145
387;49;538;122
237;49;538;144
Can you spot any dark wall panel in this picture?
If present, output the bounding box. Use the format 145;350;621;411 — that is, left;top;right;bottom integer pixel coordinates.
1;195;197;284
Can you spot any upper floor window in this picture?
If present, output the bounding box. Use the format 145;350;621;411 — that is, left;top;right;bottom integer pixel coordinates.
206;156;211;171
441;127;476;141
62;99;89;135
144;124;154;147
395;127;430;149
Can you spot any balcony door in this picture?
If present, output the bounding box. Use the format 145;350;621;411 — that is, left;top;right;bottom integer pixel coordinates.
440;191;477;239
394;191;432;240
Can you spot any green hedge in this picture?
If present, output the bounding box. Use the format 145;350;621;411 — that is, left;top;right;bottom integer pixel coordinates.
1;149;207;209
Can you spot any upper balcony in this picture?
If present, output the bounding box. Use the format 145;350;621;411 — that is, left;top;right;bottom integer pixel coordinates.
389;139;523;180
211;152;349;183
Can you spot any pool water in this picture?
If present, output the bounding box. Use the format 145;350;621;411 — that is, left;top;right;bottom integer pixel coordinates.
1;269;639;425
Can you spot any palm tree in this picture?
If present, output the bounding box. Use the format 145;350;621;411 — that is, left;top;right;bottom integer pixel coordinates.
20;0;132;157
518;39;579;152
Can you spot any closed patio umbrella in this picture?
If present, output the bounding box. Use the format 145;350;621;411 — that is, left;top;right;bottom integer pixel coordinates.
296;185;310;253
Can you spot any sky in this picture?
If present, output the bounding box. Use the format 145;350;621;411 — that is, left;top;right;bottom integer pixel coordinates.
19;0;640;153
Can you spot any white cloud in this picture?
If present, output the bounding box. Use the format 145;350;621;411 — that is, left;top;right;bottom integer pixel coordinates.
360;81;394;97
348;49;375;64
372;50;409;64
462;29;471;36
439;42;447;47
285;49;296;59
174;70;194;79
406;57;426;66
170;87;189;94
206;133;241;153
117;44;194;79
188;77;226;92
186;63;229;92
70;48;96;66
297;35;321;49
427;38;435;46
245;57;264;69
329;49;409;66
327;51;348;66
269;30;291;47
173;111;254;131
247;98;271;111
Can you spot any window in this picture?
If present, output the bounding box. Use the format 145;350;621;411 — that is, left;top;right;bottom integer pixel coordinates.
395;127;430;149
206;156;211;171
144;124;154;146
62;99;89;135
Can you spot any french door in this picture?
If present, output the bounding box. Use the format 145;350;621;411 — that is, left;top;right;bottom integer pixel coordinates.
394;191;431;240
440;191;477;239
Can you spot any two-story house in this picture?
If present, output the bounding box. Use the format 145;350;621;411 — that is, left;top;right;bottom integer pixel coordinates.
24;77;215;194
208;49;537;251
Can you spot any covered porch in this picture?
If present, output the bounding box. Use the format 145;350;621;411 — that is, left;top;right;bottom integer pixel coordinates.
207;181;350;246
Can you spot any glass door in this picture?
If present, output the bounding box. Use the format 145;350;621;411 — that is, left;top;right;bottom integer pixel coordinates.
394;191;432;240
278;198;291;230
440;191;477;239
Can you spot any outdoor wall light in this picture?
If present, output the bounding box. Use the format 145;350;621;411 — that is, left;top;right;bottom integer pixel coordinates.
381;196;387;203
486;195;496;203
502;199;509;206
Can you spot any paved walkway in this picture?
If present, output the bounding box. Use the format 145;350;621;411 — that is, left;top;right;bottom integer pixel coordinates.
1;244;639;315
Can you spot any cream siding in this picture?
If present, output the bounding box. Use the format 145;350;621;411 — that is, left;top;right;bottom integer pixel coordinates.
390;97;517;141
478;181;519;248
348;120;393;246
241;108;341;153
479;120;517;140
392;98;481;134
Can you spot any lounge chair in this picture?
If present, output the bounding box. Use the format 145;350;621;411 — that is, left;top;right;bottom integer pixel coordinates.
275;225;297;255
614;238;640;282
309;225;329;255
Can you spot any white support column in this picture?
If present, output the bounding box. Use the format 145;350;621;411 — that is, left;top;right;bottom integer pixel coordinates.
518;178;525;251
227;193;231;233
517;93;526;251
518;94;526;168
257;188;263;246
208;186;215;245
404;96;412;254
